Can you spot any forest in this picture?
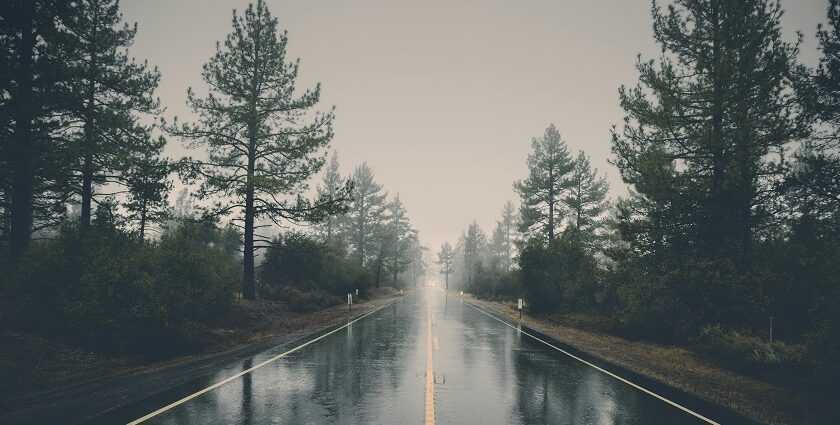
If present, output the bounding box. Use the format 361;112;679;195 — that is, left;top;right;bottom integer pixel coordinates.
0;0;424;358
443;0;840;384
2;0;840;401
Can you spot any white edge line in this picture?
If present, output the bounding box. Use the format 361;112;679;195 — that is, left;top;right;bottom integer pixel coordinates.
461;298;720;425
127;297;403;424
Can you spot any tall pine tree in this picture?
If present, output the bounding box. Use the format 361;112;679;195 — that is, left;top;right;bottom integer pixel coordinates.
515;124;575;243
436;242;455;289
172;0;348;300
566;151;609;250
383;194;416;287
124;131;171;240
1;0;72;262
63;0;162;230
314;150;347;246
611;0;806;327
343;162;387;267
612;0;805;265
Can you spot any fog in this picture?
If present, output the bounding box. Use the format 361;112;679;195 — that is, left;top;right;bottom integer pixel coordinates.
120;0;826;249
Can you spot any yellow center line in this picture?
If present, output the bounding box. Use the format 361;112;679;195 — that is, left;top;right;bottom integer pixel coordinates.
424;293;435;425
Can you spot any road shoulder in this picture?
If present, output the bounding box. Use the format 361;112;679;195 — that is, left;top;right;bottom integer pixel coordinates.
459;293;836;425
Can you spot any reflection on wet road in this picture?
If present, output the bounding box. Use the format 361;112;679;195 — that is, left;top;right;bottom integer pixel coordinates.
137;287;710;424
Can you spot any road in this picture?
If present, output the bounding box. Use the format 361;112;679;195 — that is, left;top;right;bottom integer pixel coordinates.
95;287;736;424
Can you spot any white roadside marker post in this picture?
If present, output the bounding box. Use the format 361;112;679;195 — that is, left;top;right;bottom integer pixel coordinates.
518;298;523;320
348;293;353;312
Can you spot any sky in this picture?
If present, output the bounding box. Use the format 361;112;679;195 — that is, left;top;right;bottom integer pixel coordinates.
120;0;828;253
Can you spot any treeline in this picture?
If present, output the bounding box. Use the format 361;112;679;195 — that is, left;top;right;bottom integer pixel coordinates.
260;155;426;305
443;125;609;308
447;0;840;381
0;0;414;356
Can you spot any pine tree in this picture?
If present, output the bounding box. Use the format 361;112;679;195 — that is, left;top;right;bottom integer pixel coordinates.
384;194;416;287
171;0;348;300
408;239;427;286
314;150;347;245
611;0;806;328
463;220;486;287
436;242;455;289
1;1;72;262
566;151;609;250
488;221;506;271
63;0;162;230
499;200;518;271
612;0;805;265
514;124;575;242
124;132;171;240
343;162;387;267
789;0;840;219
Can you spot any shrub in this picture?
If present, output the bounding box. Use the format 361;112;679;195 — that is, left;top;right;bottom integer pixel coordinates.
260;231;372;297
518;235;599;313
468;263;520;300
0;220;239;357
696;324;805;373
806;291;840;381
261;286;342;313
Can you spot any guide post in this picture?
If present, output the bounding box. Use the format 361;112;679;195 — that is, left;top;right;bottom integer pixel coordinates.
518;298;523;319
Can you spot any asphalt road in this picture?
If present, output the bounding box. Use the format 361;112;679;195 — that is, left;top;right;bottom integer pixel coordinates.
97;287;732;424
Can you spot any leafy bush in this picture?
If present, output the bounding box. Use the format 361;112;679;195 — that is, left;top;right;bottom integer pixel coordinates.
806;291;840;381
0;219;239;357
696;324;805;372
260;231;371;298
468;263;520;300
518;234;599;313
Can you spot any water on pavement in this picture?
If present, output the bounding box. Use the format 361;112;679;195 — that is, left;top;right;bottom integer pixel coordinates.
137;287;708;425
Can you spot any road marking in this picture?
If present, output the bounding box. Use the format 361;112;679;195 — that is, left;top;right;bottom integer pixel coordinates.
127;297;404;424
424;293;435;425
433;336;439;351
462;299;720;425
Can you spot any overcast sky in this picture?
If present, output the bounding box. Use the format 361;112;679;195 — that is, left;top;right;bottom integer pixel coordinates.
121;0;828;252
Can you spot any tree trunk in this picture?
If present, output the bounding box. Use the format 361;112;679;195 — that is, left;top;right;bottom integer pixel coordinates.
80;15;98;231
708;0;726;256
139;199;147;240
243;151;256;300
357;199;365;266
736;48;753;270
80;150;93;229
8;2;36;263
548;171;555;241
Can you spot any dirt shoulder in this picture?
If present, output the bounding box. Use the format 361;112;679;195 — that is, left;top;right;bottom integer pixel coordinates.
462;294;836;425
0;288;405;423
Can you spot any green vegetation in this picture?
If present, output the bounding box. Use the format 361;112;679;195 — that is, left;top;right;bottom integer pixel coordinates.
446;0;840;386
0;0;425;359
1;214;239;358
260;231;371;300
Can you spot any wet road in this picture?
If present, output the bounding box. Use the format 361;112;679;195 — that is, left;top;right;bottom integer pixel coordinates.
123;287;717;424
